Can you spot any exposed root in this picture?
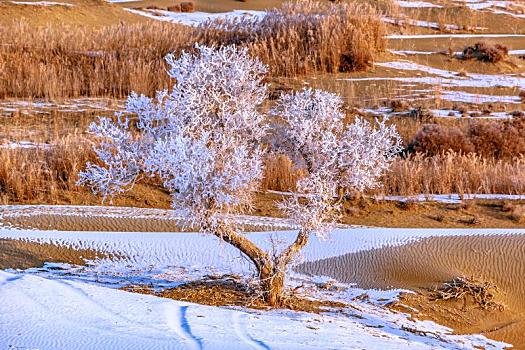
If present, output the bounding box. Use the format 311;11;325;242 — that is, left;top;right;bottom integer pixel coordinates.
431;277;503;311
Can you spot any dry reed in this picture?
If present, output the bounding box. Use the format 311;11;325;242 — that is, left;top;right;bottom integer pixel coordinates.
0;21;192;99
197;0;385;76
262;151;525;196
0;137;95;202
3;145;525;204
260;154;304;192
381;152;525;195
0;1;386;98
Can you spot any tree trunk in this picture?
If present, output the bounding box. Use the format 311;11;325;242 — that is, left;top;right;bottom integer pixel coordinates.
213;222;311;308
259;264;285;307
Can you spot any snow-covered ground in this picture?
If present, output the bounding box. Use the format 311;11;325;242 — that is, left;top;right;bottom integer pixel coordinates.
362;106;517;119
9;1;73;6
389;49;525;56
387;33;525;39
339;60;525;105
378;193;525;203
0;269;507;350
397;1;442;8
0;98;124;115
125;8;266;27
0;204;343;230
0;223;517;349
0;141;52;149
383;16;467;31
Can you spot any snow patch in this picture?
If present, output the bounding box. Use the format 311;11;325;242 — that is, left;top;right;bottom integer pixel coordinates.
387;33;525;39
0;270;508;349
125;8;266;27
397;1;442;8
10;1;73;6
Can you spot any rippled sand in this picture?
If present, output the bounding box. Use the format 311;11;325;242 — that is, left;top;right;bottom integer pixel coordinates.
298;234;525;347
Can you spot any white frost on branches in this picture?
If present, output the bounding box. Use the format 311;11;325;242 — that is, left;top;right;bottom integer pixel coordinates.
78;44;402;301
272;88;402;237
79;44;401;271
78;44;268;229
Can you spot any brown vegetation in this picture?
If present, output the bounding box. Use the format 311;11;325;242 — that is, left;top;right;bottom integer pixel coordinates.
461;42;508;63
409;123;474;155
183;0;385;76
0;21;192;99
0;0;385;99
519;90;525;103
4;140;525;205
180;2;194;12
0;137;95;202
382;152;525;195
409;118;525;159
260;154;304;192
123;275;345;312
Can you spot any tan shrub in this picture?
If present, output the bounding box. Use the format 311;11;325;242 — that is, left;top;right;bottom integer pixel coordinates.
461;42;508;63
409;123;474;155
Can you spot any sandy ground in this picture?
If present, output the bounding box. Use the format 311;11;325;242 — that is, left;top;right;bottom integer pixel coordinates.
2;1;525;347
2;198;525;230
0;239;105;269
0;0;149;26
1;224;524;347
298;234;525;347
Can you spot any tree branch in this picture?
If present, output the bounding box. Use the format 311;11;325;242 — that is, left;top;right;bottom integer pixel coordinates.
214;223;272;274
276;228;310;271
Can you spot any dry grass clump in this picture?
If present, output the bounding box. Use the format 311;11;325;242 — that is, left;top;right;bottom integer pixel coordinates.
519;90;525;103
382;152;525;195
504;203;525;223
362;0;399;16
197;0;386;76
0;1;385;98
432;277;503;311
461;42;508;63
261;154;305;192
124;275;345;312
409;123;474;155
0;21;192;99
410;118;525;159
0;137;95;202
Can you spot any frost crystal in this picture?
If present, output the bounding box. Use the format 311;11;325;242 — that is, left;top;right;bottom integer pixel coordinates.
272;88;402;236
79;45;268;229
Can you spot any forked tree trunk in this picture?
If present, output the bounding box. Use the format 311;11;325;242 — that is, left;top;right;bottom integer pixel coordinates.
214;223;310;307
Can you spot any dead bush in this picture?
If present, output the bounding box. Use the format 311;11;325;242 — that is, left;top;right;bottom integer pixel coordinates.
408;107;434;122
408;123;474;156
180;2;194;12
167;4;181;12
461;42;508;63
431;277;503;311
468;118;525;159
519;90;525;103
390;99;409;112
507;204;525;223
409;119;525;159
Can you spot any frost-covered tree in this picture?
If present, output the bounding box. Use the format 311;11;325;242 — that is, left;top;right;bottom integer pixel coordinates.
79;44;401;306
